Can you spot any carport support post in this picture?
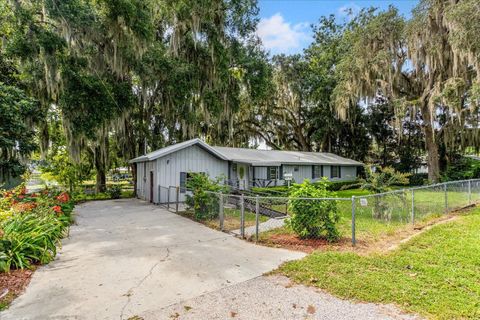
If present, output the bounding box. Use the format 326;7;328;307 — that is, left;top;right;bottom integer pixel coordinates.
351;196;356;247
240;194;245;239
219;193;224;231
255;195;260;242
175;187;179;213
411;189;415;225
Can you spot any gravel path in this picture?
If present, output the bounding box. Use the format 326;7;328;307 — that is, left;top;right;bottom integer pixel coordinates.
146;275;421;320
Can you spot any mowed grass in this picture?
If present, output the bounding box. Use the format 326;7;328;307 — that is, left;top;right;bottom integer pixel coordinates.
278;207;480;319
263;187;476;243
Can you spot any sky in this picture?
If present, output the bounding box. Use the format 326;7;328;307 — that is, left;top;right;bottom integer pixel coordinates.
256;0;419;55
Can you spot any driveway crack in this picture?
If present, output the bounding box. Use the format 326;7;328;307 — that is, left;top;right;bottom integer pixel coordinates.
119;248;170;320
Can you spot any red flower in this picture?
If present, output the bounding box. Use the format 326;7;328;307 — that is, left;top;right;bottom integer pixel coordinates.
52;205;62;214
18;195;25;200
56;192;70;203
30;193;38;198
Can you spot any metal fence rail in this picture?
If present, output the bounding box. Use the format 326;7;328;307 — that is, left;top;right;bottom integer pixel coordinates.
153;179;480;246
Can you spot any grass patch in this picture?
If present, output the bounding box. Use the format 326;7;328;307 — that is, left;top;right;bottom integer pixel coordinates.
178;208;268;231
278;207;480;319
261;187;475;244
73;190;134;202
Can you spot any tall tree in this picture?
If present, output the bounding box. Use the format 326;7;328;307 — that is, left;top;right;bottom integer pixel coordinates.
333;2;480;182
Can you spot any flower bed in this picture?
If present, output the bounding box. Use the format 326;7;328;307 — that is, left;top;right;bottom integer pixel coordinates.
0;184;75;272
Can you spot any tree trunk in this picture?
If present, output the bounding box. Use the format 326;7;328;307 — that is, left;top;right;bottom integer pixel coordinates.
94;144;107;193
421;105;441;182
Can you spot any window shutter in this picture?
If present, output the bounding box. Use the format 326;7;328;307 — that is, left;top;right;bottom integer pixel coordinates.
339;166;342;178
321;165;324;177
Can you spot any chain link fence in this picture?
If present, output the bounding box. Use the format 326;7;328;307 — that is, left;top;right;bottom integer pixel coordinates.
154;179;480;246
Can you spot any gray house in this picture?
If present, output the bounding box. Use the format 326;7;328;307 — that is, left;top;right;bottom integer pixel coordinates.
129;138;362;203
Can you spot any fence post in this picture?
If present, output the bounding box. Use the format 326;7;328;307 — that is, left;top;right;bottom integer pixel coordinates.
219;193;224;231
411;189;415;225
351;196;356;247
175;186;179;213
468;180;472;205
158;185;161;205
167;188;170;210
255;195;260;242
240;194;245;238
444;183;448;214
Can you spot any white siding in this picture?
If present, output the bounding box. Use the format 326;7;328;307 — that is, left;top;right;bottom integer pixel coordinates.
253;167;267;179
155;144;228;202
281;165;358;183
282;165;311;183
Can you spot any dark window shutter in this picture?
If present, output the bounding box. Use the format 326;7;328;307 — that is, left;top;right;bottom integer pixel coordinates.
321;165;324;177
339;166;342;178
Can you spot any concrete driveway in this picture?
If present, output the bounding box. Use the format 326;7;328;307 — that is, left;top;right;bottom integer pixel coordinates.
1;199;304;320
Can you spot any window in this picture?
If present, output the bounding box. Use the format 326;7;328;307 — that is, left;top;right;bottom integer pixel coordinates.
313;165;323;179
180;172;205;193
331;166;341;179
267;166;278;180
180;172;187;193
293;166;299;172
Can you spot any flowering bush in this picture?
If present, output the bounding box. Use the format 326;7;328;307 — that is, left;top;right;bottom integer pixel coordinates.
0;183;75;272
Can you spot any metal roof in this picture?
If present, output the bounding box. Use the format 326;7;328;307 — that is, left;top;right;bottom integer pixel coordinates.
212;146;363;166
128;138;228;163
129;138;363;166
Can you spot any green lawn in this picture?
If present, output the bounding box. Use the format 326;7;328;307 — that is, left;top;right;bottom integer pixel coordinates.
262;187;476;243
278;207;480;319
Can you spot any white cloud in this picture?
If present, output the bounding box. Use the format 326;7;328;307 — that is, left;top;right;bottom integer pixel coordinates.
256;13;310;55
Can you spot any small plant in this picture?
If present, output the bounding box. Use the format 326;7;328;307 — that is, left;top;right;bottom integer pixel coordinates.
286;179;340;242
107;185;122;199
349;166;410;219
185;173;225;220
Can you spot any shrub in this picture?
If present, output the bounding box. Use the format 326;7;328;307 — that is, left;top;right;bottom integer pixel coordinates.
0;212;66;272
442;156;480;181
107;185;122;199
324;180;359;191
409;173;428;186
185;173;225;220
0;185;75;272
285;179;340;242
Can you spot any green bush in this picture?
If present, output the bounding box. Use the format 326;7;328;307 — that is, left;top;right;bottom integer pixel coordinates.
324;180;359;191
442;156;480;181
0;186;75;272
251;186;289;196
409;173;427;186
107;185;122;199
185;173;225;220
285;179;340;242
0;211;68;272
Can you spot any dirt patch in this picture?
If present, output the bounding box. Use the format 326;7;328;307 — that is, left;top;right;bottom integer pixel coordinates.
261;234;353;253
0;268;35;310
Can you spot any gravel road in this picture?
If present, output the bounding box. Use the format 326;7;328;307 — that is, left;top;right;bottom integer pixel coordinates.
145;275;421;320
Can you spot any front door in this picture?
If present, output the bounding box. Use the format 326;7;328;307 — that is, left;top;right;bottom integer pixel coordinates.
237;164;248;190
149;171;154;203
